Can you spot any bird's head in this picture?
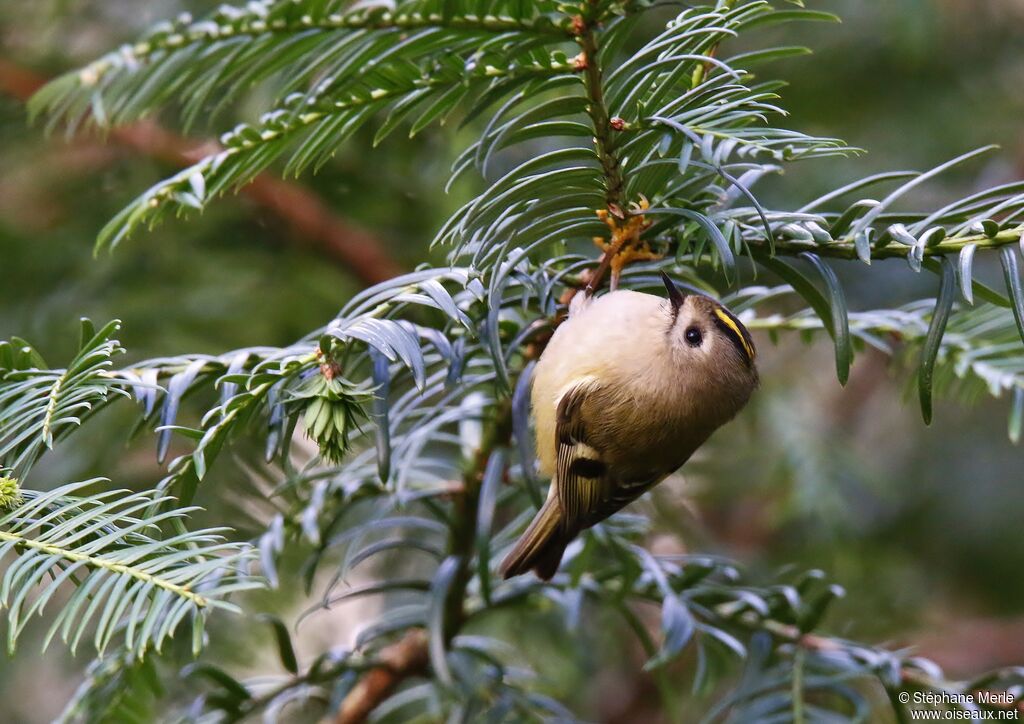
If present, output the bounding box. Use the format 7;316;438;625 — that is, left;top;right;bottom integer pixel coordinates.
659;271;759;397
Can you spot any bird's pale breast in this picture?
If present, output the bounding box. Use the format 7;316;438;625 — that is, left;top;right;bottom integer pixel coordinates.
531;290;701;480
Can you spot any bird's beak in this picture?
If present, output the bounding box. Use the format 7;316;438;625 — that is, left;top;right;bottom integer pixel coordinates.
660;271;687;312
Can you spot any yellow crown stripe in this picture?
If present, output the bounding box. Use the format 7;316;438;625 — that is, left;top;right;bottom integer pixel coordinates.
714;308;755;361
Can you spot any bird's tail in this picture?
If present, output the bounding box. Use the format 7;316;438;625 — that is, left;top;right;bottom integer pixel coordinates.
500;497;567;581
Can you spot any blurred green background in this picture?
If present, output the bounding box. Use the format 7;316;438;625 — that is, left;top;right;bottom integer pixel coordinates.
1;1;1022;721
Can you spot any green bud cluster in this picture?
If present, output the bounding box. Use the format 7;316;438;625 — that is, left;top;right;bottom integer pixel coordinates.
293;363;370;464
0;476;22;509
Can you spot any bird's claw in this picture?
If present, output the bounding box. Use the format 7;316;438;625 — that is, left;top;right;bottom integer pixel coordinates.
593;197;659;290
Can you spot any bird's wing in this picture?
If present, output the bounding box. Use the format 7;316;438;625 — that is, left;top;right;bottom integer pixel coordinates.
554;381;666;533
554;381;614;533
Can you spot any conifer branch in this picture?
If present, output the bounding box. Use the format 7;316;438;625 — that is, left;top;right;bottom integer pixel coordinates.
577;4;626;212
0;530;210;607
8;1;1024;719
75;8;572;91
758;227;1024;261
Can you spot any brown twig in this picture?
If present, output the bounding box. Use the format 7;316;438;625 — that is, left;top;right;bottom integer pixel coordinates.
331;629;430;724
0;59;404;286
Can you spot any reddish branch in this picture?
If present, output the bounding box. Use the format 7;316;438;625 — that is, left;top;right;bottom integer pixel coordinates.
332;629;429;724
0;59;404;286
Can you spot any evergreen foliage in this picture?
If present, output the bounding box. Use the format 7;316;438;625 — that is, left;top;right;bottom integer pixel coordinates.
3;0;1023;720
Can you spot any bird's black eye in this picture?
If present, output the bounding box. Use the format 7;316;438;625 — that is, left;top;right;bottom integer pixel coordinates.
684;326;703;347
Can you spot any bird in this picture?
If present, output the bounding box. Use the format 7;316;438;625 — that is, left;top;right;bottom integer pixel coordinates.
500;272;759;580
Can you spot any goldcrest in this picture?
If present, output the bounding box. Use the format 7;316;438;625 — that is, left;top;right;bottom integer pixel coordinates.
501;272;759;579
